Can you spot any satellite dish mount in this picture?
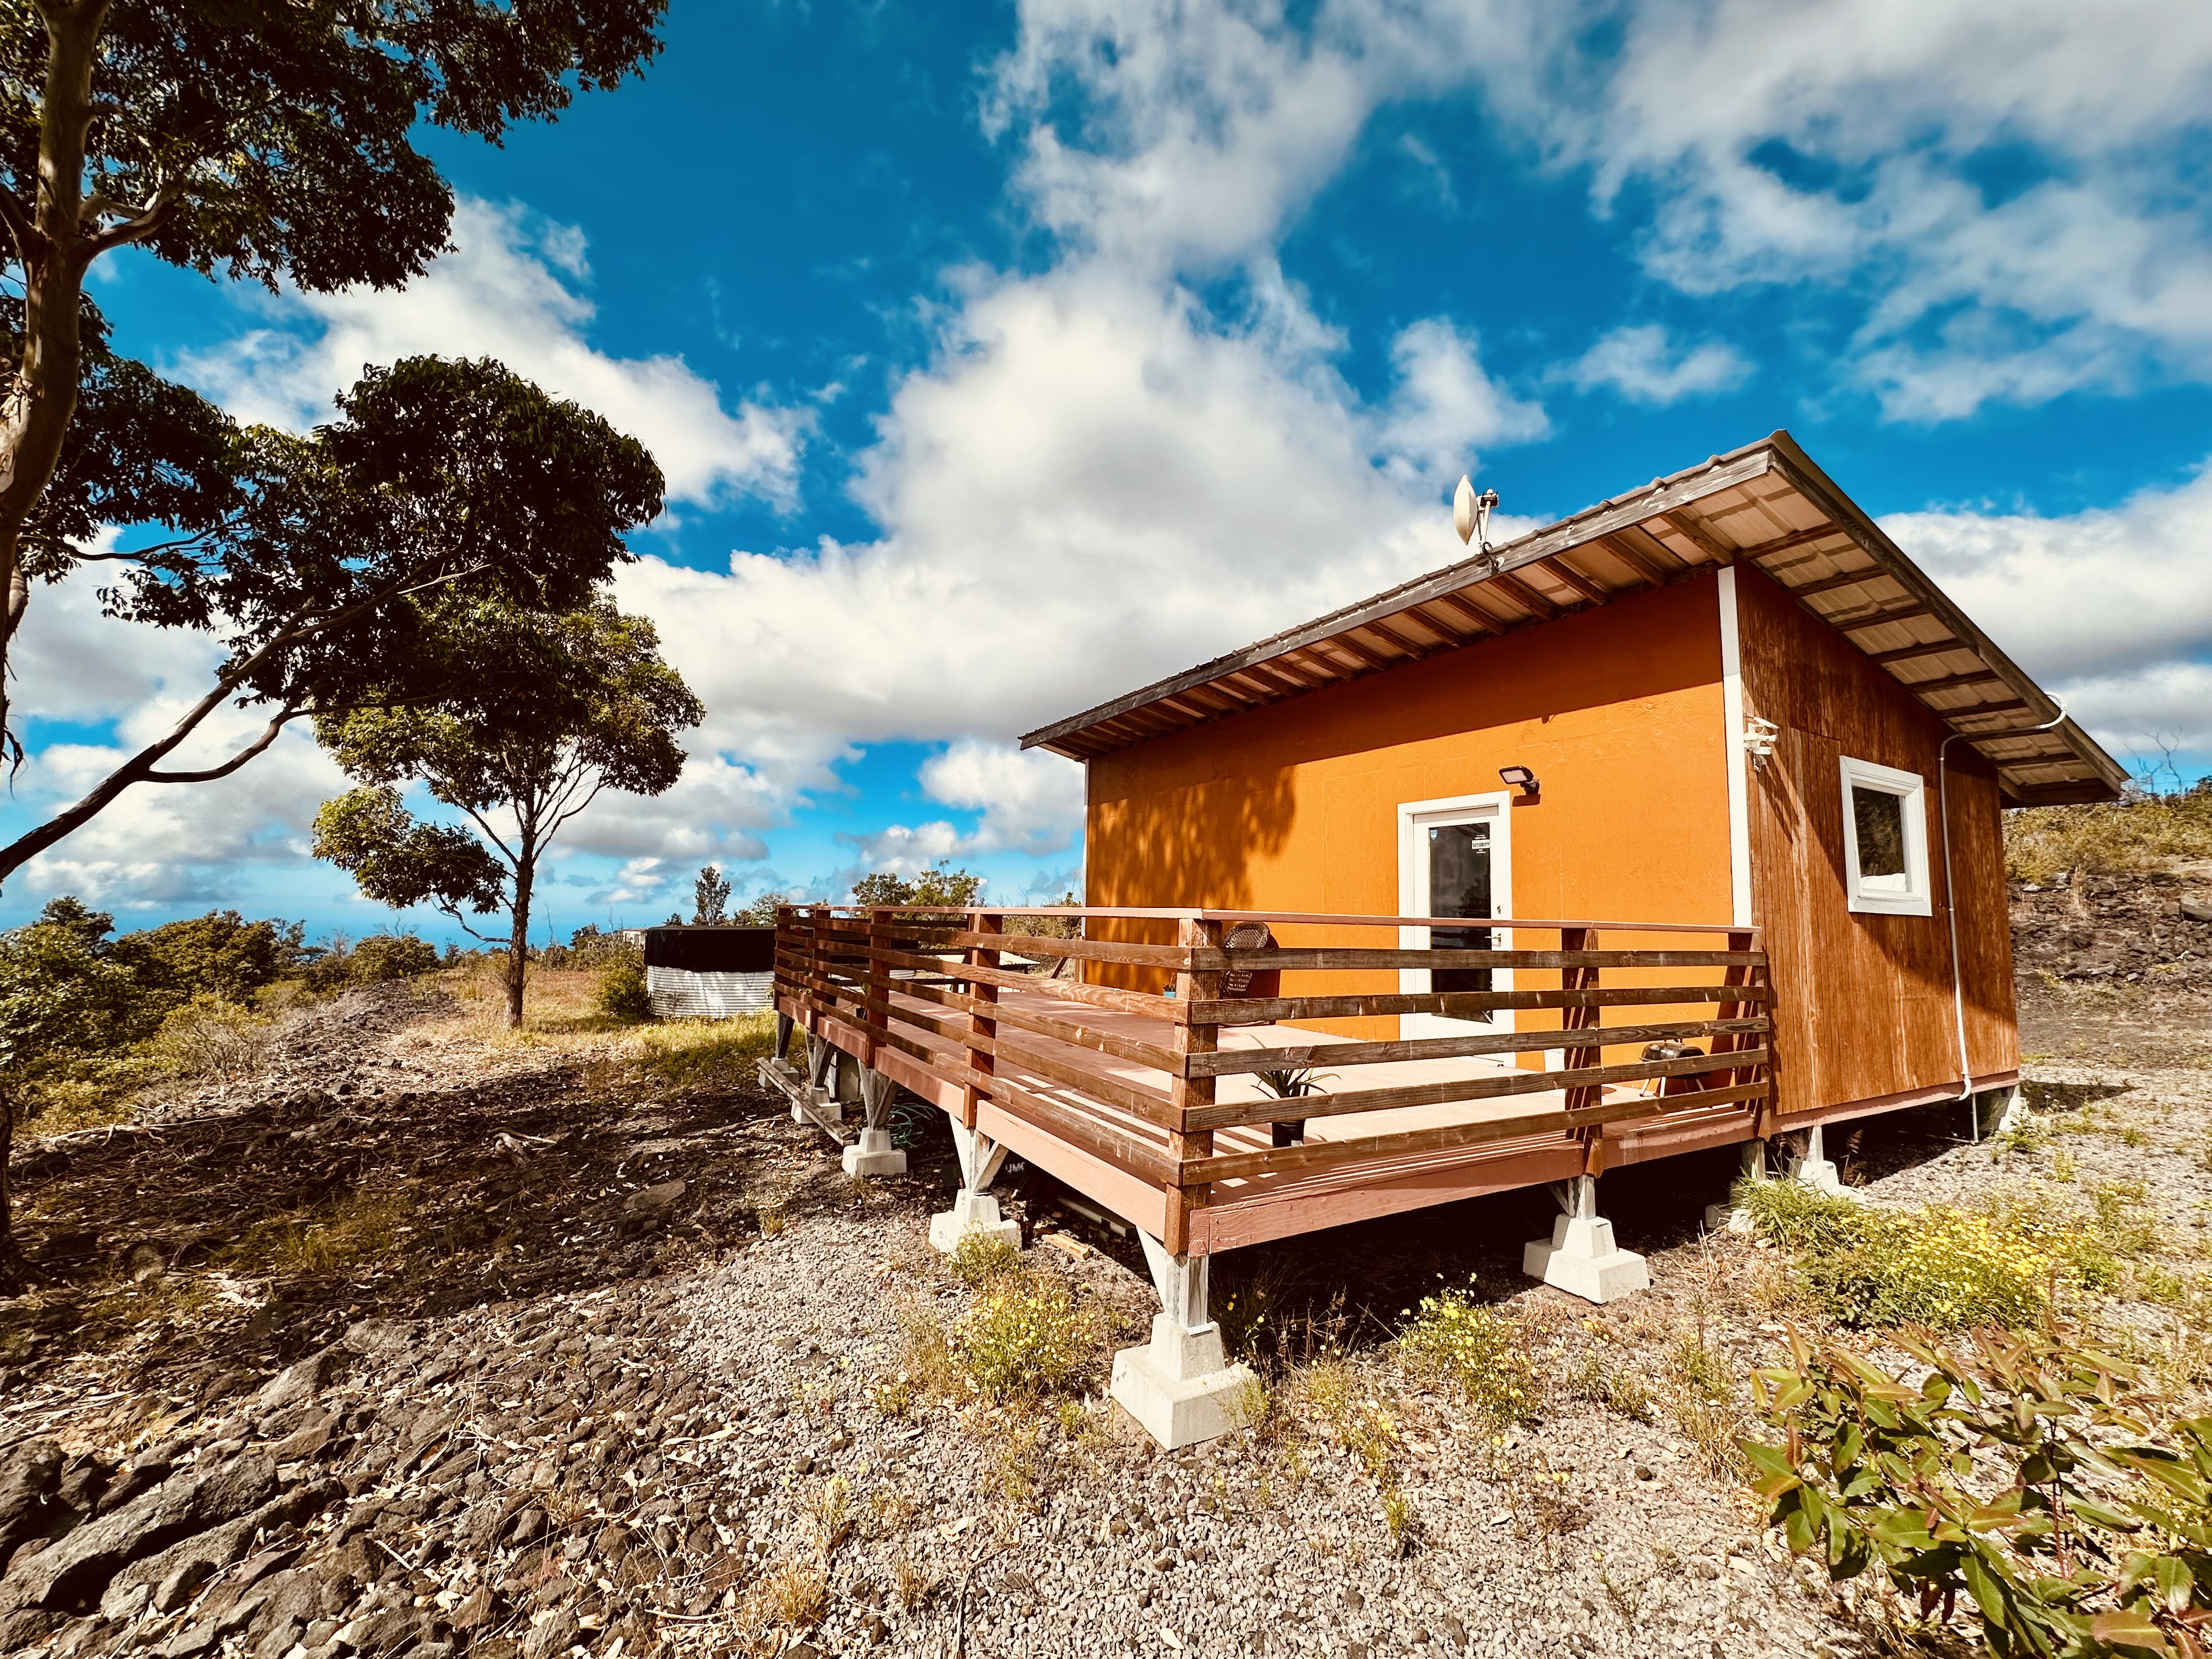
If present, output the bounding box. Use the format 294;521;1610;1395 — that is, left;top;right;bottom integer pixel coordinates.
1453;474;1500;571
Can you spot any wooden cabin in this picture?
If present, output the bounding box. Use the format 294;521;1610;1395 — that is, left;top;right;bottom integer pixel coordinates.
1022;430;2123;1135
767;431;2123;1444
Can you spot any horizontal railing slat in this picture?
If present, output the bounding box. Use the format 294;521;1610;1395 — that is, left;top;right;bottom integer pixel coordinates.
944;931;1190;969
856;994;1180;1128
1193;1081;1769;1183
835;1015;1182;1184
867;946;1183;1023
1194;949;1764;971
893;977;1183;1073
1188;984;1768;1025
1184;1016;1770;1078
1181;1047;1769;1132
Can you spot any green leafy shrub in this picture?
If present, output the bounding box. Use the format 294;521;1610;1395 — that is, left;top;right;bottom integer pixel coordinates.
941;1265;1102;1402
1747;1323;2212;1657
595;950;651;1020
949;1231;1022;1285
1740;1181;2079;1329
1396;1282;1539;1425
348;933;439;983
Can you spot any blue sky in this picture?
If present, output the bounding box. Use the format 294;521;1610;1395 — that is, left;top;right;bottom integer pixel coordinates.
10;0;2212;945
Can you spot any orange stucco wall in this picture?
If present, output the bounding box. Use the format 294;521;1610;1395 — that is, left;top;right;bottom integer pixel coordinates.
1085;574;1739;1041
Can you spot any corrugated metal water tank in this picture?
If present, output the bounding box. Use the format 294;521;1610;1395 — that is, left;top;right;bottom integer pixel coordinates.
642;926;776;1019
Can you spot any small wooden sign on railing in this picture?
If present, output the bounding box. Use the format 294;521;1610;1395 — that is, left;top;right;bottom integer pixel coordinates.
772;904;1771;1243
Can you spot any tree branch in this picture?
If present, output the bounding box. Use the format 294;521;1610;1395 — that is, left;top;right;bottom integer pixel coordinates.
140;704;309;782
80;179;183;262
453;800;520;870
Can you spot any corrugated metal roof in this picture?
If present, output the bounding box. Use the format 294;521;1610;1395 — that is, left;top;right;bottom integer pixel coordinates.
1019;431;2124;807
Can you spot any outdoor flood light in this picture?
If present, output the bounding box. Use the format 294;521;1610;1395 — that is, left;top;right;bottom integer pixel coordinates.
1499;765;1539;795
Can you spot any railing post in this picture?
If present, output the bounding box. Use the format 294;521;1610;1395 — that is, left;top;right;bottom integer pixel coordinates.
1560;926;1605;1175
799;904;822;1042
1716;928;1770;1132
1166;916;1222;1255
862;906;891;1070
963;911;1001;1131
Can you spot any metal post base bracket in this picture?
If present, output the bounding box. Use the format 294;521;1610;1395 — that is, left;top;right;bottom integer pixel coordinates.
1522;1177;1650;1305
1783;1125;1852;1200
843;1073;907;1177
1109;1234;1260;1451
928;1125;1019;1253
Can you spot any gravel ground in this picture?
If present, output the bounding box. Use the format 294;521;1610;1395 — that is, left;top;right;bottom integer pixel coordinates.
667;1212;1854;1659
3;886;2208;1659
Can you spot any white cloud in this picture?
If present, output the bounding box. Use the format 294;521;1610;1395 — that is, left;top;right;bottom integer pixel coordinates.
618;266;1541;776
1883;458;2212;756
1559;323;1752;405
1378;319;1550;477
1494;0;2212;417
176;198;810;510
5;583;350;906
919;742;1086;856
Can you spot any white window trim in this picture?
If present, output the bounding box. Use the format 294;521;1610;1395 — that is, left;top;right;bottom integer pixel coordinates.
1396;791;1513;1036
1839;755;1933;917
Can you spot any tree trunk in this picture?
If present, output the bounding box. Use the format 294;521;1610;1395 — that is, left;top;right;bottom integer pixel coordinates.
505;851;536;1030
0;2;111;748
0;1090;20;1292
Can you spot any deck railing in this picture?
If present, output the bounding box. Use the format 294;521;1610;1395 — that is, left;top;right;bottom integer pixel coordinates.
773;906;1771;1251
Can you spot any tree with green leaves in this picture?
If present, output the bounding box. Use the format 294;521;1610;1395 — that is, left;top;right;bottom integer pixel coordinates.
312;598;703;1029
0;898;138;1277
0;353;667;884
0;0;663;865
851;862;985;909
693;865;731;925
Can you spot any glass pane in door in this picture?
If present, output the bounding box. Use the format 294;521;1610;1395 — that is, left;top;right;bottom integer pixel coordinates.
1427;821;1492;994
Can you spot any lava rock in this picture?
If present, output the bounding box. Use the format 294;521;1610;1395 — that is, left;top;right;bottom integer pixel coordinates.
0;1454;276;1612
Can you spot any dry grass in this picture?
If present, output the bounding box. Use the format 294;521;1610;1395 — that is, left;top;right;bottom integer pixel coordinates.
743;1560;827;1631
2005;783;2212;881
427;963;780;1090
225;1188;416;1278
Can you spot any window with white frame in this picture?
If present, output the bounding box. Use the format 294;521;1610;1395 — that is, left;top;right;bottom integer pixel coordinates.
1839;756;1932;916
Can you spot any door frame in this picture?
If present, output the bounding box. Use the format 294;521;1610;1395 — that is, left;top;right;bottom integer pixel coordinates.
1396;790;1514;1039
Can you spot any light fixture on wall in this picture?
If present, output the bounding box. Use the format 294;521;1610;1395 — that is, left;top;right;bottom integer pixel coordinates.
1743;716;1781;770
1498;765;1539;797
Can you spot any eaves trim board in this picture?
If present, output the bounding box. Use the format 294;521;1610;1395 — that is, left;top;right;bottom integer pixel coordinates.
1020;430;2124;808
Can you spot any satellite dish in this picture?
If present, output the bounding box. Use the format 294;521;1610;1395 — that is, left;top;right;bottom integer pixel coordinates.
1453;475;1477;544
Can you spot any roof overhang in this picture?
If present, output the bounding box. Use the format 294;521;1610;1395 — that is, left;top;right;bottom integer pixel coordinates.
1020;431;2124;809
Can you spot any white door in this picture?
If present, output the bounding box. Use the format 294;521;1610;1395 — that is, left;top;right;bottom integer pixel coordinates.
1398;792;1512;1039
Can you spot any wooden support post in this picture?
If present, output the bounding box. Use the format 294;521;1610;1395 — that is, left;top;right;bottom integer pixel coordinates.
1559;927;1606;1175
1166;917;1221;1256
963;911;1001;1131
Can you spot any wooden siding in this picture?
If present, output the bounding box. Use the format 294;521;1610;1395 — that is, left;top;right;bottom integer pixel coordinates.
1735;562;2017;1118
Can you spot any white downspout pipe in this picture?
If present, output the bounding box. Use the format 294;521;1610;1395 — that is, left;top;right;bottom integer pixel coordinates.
1939;703;2068;1139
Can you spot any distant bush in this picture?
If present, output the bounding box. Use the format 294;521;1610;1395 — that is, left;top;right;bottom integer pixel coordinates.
143;994;273;1082
596;950;651;1021
348;933;440;983
109;909;303;1011
2006;777;2212;882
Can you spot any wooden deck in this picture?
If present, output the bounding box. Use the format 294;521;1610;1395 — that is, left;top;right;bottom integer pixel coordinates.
775;906;1777;1255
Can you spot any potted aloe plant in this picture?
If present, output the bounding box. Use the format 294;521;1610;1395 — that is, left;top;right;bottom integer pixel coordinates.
1255;1066;1330;1149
